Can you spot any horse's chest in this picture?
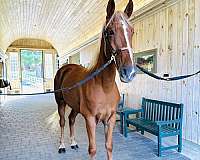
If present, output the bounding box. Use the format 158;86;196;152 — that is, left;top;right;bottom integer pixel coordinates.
96;104;114;122
80;84;119;121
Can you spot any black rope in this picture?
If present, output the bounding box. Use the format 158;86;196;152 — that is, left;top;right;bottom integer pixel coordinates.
1;62;199;96
136;64;200;81
0;56;115;96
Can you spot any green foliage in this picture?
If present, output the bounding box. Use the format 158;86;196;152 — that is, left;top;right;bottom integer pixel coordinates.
21;50;42;67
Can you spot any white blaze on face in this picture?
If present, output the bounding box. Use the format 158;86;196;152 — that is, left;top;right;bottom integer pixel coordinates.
120;14;134;64
120;14;137;78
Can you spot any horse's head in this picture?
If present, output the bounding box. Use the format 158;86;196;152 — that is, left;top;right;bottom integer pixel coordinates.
103;0;136;83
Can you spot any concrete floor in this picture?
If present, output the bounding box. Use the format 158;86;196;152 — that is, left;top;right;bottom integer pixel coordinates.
0;95;190;160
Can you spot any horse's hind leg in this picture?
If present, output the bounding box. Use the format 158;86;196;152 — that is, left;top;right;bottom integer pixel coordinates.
68;109;78;149
58;102;66;153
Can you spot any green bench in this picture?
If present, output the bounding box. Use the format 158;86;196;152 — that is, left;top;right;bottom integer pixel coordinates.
124;97;183;156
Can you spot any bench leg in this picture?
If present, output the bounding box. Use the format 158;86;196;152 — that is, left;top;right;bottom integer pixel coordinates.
124;114;128;137
178;134;182;152
126;115;130;127
158;135;162;157
120;113;124;134
141;130;144;135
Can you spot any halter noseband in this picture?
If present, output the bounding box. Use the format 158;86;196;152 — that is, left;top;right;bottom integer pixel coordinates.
103;12;135;62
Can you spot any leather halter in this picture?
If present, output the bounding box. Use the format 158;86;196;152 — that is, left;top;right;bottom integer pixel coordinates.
103;13;134;61
102;26;134;62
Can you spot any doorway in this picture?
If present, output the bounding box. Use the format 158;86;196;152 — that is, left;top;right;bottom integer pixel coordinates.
20;49;44;93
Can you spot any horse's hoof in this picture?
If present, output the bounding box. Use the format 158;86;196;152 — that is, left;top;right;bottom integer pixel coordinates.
62;148;66;152
58;148;62;153
58;148;66;153
71;144;79;150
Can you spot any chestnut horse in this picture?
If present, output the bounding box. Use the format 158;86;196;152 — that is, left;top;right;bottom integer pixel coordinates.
54;0;136;159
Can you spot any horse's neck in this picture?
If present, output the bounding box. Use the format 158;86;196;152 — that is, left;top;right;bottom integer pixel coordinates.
92;38;116;90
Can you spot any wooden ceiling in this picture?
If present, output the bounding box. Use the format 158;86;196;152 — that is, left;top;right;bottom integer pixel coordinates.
0;0;153;56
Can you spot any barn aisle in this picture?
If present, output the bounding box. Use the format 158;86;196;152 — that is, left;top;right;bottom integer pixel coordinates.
0;95;189;160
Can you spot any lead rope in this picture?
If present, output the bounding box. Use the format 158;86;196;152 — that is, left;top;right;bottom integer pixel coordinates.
0;55;115;96
136;64;200;81
1;56;199;96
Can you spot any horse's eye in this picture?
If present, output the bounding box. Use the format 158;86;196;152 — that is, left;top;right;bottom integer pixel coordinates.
131;28;134;34
108;30;114;36
106;30;114;36
104;29;114;38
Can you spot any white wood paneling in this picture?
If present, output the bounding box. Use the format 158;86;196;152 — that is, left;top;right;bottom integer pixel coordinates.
194;0;200;145
0;0;154;55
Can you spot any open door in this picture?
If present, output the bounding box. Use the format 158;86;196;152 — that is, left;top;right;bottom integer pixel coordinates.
7;52;21;93
44;52;54;92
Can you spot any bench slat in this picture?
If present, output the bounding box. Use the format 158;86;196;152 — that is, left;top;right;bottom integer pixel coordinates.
127;118;179;135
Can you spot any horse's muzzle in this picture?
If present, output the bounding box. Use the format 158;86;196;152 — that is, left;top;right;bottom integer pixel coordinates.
119;66;137;83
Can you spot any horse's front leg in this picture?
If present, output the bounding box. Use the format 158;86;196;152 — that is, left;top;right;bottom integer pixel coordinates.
104;113;116;160
85;117;97;160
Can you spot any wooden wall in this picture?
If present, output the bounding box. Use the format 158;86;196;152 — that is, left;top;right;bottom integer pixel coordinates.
61;0;200;145
80;42;99;68
116;0;200;145
69;53;80;64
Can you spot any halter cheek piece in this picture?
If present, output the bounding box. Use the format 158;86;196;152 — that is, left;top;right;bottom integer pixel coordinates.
103;27;134;63
103;28;117;57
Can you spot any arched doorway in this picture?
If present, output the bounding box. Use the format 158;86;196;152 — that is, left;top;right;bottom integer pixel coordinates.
6;38;58;93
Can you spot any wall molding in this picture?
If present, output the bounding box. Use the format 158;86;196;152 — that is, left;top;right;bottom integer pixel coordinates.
130;0;179;23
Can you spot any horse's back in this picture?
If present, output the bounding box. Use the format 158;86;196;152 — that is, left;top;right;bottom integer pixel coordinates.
55;64;87;87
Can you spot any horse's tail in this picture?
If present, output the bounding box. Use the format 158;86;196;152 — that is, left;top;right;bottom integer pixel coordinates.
45;110;59;130
54;68;64;105
46;106;70;130
54;65;71;105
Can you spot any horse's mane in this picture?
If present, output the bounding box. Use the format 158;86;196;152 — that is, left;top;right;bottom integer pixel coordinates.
86;12;130;74
85;25;105;73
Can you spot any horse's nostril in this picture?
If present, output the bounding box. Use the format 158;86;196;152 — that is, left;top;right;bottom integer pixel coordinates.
120;66;136;82
120;66;137;82
122;68;127;75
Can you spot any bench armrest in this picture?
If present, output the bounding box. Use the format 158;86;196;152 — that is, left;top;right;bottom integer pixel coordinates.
124;108;143;116
156;119;181;126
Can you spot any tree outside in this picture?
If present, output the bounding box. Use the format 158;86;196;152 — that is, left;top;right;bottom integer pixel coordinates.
21;49;43;92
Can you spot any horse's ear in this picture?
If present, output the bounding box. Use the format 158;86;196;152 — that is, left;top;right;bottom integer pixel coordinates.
124;0;133;18
106;0;115;21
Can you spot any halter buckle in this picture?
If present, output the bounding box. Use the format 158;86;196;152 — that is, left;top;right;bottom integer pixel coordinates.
111;54;116;61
